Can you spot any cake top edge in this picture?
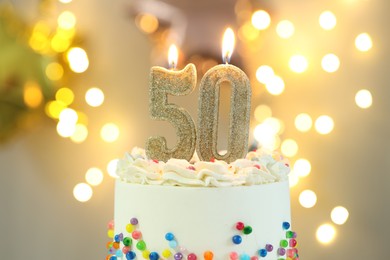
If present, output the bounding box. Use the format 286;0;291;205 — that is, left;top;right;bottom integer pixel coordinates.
116;147;290;187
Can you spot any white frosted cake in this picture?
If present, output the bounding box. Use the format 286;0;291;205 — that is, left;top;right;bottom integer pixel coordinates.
106;148;299;260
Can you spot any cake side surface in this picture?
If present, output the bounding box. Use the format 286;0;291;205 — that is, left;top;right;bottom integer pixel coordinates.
114;180;292;259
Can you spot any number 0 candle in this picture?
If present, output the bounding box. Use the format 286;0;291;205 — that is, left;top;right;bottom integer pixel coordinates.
196;28;251;163
146;45;197;162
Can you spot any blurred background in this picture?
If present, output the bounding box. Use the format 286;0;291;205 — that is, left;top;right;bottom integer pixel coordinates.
0;0;389;259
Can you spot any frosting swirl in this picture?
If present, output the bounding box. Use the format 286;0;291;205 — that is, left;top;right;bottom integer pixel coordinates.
116;148;290;187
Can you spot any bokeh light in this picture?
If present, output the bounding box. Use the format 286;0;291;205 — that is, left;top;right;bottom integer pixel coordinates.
45;62;64;81
355;33;372;52
85;167;104;186
136;13;159;34
265;75;285;95
321;54;340;73
253;123;279;151
256;65;275;84
251;10;271;30
276;20;295;39
319;11;337;30
70;124;88;143
73;183;93;202
56;87;74;106
59;108;78;125
316;224;336;244
254;105;272;122
289;55;308;73
67;47;89;73
101;123;120;143
59;0;72;3
331;206;349;225
315;115;334;135
299;190;317;208
295;113;313;132
281;139;298;157
293;159;311;177
264;117;284;135
57;11;76;30
23;81;43;108
85;87;105;107
107;159;119;178
45;101;66;119
355;89;372;108
56;121;76;137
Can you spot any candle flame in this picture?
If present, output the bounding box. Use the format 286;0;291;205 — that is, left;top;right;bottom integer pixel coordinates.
222;28;235;64
168;44;178;69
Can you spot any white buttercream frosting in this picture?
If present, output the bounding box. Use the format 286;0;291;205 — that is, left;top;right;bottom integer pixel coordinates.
116;148;290;187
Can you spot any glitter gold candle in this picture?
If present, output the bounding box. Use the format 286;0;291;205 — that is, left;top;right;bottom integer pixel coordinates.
146;45;197;162
196;28;251;163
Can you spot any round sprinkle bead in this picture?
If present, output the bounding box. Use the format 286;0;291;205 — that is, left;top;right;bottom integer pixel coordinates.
286;231;294;238
130;218;138;225
165;232;175;241
187;253;197;260
282;222;291;230
126;251;136;260
114;234;120;243
289;238;298;248
259;249;267;257
142;250;151;259
236;222;245;231
107;229;114;238
277;248;286;256
110;256;117;260
136;240;146;251
169;240;178;248
126;224;134;233
280;240;288;248
265;244;273;252
122;246;130;254
232;235;242;244
149;252;159;260
204;251;214;260
243;226;252;235
112;242;120;249
106;241;113;249
162;249;171;258
230;252;239;260
174;252;183;260
132;230;142;240
123;237;132;246
116;250;123;257
250;257;259;260
239;253;250;260
292;231;297;238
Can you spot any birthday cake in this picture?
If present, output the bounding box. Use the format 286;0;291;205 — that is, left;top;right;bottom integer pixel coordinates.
106;148;298;260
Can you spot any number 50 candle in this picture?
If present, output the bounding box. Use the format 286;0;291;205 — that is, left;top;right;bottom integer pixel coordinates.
196;28;251;163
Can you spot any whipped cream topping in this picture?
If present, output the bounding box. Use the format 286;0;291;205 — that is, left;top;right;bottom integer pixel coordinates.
116;147;290;187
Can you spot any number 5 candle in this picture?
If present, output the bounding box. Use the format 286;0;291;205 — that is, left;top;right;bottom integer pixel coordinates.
196;28;251;163
146;45;197;162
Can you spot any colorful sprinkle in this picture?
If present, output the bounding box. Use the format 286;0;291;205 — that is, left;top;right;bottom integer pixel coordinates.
130;217;138;225
250;257;258;260
114;234;120;243
122;246;130;254
277;248;286;256
126;224;134;233
286;231;294;238
239;253;250;260
243;226;252;235
236;222;245;231
149;252;159;260
280;240;288;248
282;222;291;230
265;244;273;252
230;252;239;260
123;237;132;246
232;235;242;244
169;240;178;248
204;251;214;260
187;253;197;260
258;249;267;257
132;230;142;240
142;250;151;259
136;240;146;251
162;249;172;258
107;220;114;229
107;229;114;238
174;252;183;260
289;238;297;248
125;251;136;260
165;232;175;241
